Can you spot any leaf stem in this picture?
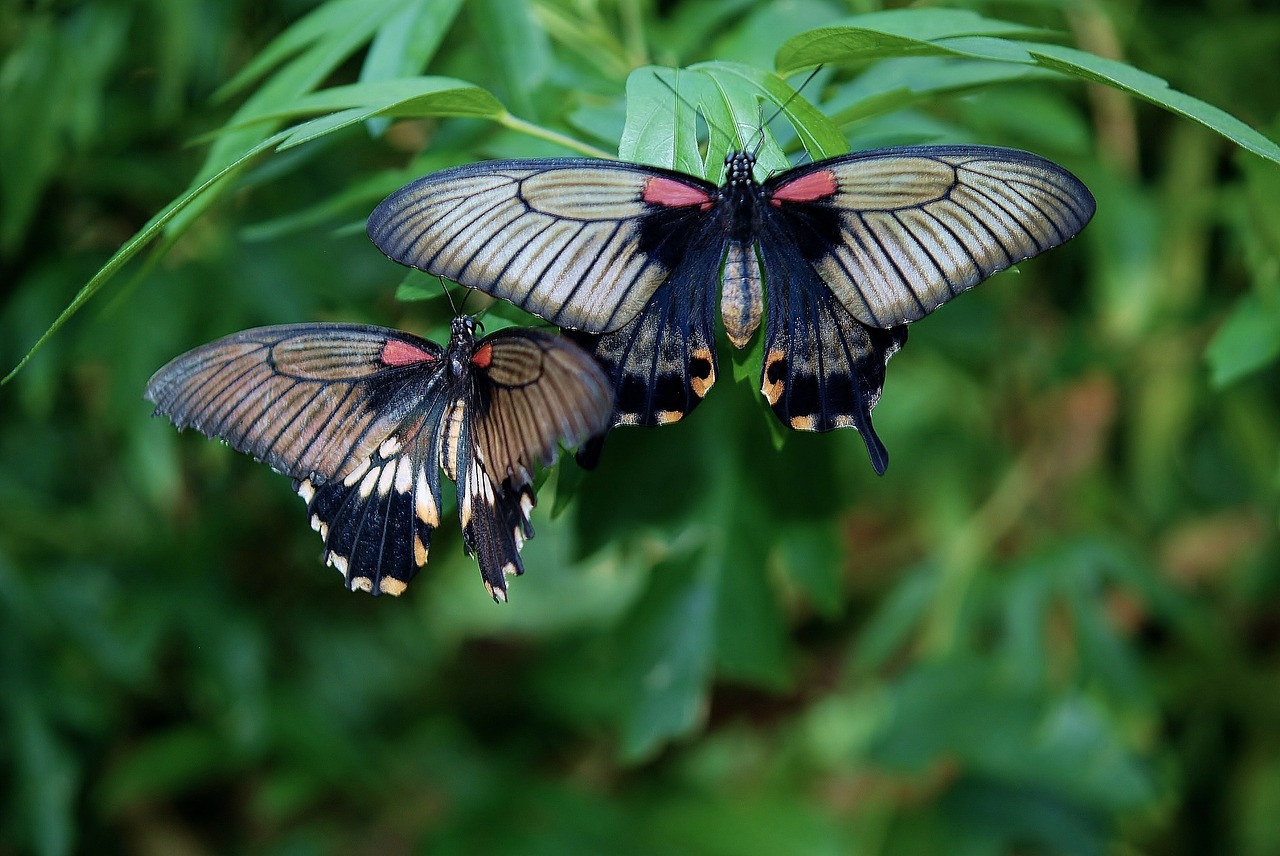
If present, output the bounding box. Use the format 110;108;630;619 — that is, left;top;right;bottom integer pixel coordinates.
498;114;616;159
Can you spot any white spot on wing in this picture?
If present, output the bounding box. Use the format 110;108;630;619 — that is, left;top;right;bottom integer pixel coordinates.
297;478;315;504
344;457;371;487
379;436;402;458
377;461;396;496
394;456;413;493
359;466;381;498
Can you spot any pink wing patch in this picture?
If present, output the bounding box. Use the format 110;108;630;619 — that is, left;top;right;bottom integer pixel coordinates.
769;169;838;206
642;176;714;211
381;339;437;366
470;342;493;369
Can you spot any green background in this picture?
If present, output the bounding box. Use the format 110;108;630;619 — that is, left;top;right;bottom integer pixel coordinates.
2;0;1279;853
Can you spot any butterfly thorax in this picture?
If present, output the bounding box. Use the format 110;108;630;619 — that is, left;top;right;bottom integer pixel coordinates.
719;150;762;241
447;316;480;381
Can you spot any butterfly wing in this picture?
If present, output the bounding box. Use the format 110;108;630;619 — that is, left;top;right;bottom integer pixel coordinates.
444;328;614;601
761;145;1095;329
757;221;908;474
367;158;719;334
145;324;451;595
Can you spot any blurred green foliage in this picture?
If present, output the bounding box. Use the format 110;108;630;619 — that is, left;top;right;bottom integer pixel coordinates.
2;1;1279;854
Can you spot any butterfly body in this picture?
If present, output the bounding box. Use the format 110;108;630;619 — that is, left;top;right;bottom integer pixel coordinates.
146;317;612;601
369;144;1094;473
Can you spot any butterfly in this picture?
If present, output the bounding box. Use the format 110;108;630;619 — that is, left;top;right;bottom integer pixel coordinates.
366;144;1095;474
144;317;614;601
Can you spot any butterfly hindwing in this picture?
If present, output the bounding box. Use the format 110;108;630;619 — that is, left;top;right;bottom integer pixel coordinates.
759;221;908;474
762;145;1096;329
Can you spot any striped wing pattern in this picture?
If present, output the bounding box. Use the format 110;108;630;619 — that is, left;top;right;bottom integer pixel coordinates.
143;324;442;483
367;159;713;333
146;322;613;601
765;146;1096;329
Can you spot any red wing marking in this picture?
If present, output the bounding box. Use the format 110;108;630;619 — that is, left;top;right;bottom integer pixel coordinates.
770;170;838;206
642;176;714;211
381;339;437;366
470;342;493;369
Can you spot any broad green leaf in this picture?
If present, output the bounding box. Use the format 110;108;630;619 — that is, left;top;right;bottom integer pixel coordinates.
1206;293;1280;387
622;62;845;182
621;66;706;174
618;553;717;760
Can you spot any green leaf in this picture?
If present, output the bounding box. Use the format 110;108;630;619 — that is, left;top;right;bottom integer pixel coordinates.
11;698;78;856
775;8;1050;70
621;62;846;181
776;10;1280;165
473;0;552;119
214;0;416;101
3;129;290;384
617;553;717;760
1025;43;1280;165
237;76;505;138
361;0;462;83
1206;293;1280;387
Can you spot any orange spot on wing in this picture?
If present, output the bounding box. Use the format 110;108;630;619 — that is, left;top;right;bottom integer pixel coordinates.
770;170;837;206
643;176;713;211
470;342;493;369
381;339;436;366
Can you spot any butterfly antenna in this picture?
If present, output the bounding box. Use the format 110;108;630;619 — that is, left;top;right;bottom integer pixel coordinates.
749;65;825;161
652;69;731;156
439;276;461;317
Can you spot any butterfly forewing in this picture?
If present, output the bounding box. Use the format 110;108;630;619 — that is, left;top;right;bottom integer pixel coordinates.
473;328;618;473
367;159;717;334
764;146;1096;329
145;325;445;482
452;328;615;600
